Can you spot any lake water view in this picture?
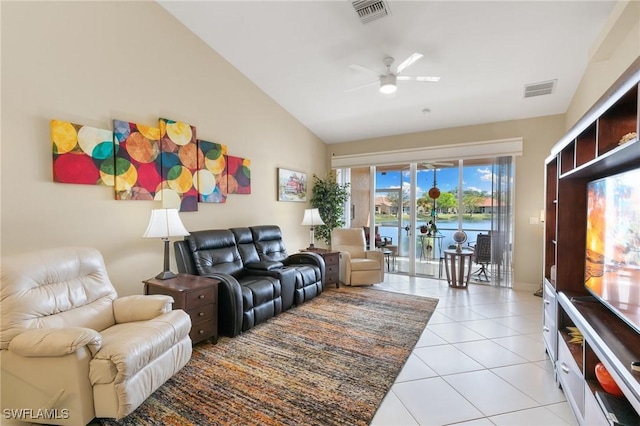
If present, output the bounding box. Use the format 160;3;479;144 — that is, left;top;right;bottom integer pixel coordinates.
377;219;492;257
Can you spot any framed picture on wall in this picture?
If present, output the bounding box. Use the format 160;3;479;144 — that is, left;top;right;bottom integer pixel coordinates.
277;168;307;202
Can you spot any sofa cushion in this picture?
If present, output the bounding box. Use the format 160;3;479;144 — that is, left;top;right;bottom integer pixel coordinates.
230;227;262;264
187;230;245;278
293;264;321;289
251;225;289;262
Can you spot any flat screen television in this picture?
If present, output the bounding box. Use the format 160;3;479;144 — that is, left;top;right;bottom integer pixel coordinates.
585;167;640;334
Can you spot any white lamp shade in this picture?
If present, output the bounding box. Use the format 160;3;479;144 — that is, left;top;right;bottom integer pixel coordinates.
301;208;325;226
142;209;190;239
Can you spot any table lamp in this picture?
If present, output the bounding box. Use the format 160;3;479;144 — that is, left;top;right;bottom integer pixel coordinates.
301;208;324;250
142;208;190;279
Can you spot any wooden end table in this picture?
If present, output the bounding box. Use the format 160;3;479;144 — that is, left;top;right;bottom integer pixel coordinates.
144;274;219;344
302;248;340;288
443;249;473;288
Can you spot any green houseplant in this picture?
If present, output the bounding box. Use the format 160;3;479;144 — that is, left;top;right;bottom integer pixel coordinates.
310;171;350;246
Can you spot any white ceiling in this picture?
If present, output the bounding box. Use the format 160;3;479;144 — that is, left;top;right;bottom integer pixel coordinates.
158;1;616;144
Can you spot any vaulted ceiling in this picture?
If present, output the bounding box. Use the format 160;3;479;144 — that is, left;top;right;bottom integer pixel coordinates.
159;1;616;144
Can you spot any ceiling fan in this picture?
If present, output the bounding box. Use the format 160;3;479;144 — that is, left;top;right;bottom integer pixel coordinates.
346;53;440;94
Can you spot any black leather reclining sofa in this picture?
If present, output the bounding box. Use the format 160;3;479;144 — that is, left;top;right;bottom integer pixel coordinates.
174;225;325;337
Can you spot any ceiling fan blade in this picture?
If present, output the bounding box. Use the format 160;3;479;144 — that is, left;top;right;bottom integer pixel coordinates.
396;53;423;75
397;75;441;82
344;79;379;92
348;64;381;76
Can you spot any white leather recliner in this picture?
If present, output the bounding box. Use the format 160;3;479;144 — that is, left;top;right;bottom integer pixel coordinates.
331;228;384;286
0;247;193;425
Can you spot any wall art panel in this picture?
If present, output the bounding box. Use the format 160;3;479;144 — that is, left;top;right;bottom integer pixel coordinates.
51;120;114;186
158;118;199;212
226;155;251;194
196;139;228;203
113;119;161;200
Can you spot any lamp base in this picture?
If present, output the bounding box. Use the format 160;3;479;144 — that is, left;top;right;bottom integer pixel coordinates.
155;270;177;280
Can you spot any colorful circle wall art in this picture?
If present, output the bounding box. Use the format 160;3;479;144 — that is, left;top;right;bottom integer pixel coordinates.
113;119;160;201
197;139;228;203
51;120;114;186
159;118;198;211
225;155;251;195
52;117;251;212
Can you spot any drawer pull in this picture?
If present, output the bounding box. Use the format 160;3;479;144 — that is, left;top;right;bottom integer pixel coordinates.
199;330;204;334
560;363;570;374
198;312;204;317
198;294;205;299
543;326;550;332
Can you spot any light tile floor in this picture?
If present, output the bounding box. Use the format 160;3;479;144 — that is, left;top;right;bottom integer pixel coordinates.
370;273;578;426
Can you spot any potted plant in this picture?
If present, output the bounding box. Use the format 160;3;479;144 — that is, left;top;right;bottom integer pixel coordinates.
310;171;350;246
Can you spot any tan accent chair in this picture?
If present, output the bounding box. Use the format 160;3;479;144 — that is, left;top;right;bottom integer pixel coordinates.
0;247;192;425
331;228;385;286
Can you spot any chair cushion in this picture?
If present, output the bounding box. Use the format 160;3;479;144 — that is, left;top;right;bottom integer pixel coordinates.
89;310;191;385
350;258;382;271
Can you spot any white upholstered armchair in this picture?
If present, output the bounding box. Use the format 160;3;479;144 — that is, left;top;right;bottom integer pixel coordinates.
331;228;384;286
0;247;192;425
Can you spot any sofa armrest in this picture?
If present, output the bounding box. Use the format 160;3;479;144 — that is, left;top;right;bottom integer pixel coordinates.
199;272;244;337
174;239;197;274
8;327;102;357
245;260;284;271
113;295;173;324
284;251;326;283
365;250;384;263
338;251;352;285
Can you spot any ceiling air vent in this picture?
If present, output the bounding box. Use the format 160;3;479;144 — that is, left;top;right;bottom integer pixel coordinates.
352;0;390;24
524;79;557;98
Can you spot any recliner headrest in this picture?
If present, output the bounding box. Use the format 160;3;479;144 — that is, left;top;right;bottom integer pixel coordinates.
250;225;282;242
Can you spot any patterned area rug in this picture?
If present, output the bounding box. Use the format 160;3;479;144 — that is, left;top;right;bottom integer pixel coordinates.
98;286;438;426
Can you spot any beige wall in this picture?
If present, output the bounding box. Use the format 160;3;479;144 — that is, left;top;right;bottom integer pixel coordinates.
0;2;328;295
565;0;640;130
329;115;566;290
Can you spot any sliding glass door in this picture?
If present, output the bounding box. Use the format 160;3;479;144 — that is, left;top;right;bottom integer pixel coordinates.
343;156;514;287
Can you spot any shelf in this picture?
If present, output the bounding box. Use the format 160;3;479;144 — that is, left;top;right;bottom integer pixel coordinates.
575;123;597;167
558;292;640;414
559;327;584;371
560;137;639;179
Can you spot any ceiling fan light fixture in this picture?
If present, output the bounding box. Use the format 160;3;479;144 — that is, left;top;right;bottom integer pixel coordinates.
380;74;397;94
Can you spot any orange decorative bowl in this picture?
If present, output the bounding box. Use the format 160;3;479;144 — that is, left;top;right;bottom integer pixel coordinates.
595;362;624;396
